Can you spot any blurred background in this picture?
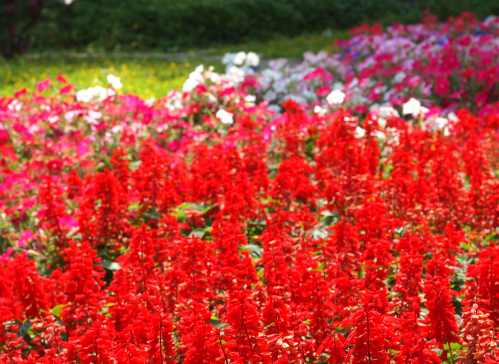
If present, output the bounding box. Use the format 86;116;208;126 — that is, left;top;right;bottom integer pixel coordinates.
1;0;498;97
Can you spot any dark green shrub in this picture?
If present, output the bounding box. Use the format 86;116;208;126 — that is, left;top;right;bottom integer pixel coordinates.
10;0;499;55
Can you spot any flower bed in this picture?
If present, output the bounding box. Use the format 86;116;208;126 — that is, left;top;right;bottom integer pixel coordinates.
236;12;499;118
2;12;499;364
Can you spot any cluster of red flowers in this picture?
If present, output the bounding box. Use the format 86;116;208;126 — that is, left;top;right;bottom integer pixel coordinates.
2;93;499;363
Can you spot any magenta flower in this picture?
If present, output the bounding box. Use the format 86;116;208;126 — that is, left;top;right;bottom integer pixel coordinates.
36;78;51;93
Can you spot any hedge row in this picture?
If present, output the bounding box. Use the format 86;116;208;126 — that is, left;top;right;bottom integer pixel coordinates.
26;0;499;52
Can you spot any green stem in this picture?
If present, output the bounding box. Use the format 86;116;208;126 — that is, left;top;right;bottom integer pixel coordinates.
446;340;455;364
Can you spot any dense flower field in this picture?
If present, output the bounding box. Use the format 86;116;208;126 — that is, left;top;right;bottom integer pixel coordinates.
228;11;499;117
2;11;499;364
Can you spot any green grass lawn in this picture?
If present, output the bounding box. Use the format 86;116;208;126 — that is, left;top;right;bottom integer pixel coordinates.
0;57;216;99
0;31;348;98
204;31;349;59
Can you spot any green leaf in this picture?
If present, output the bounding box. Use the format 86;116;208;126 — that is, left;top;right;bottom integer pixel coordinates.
52;304;65;318
17;319;32;338
312;227;328;239
209;318;228;328
320;209;337;217
450;342;462;350
129;160;142;171
128;202;141;212
72;233;83;240
102;259;121;271
201;204;217;215
240;244;263;257
190;230;205;238
66;227;79;237
143;210;161;219
460;243;472;251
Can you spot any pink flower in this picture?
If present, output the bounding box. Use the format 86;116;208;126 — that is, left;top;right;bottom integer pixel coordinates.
303;68;326;81
0;129;9;147
16;230;34;248
56;75;68;83
120;128;136;147
14;88;27;97
60;85;73;94
13;123;28;134
475;92;489;106
316;85;331;97
47;159;63;174
354;105;368;113
435;76;450;96
449;90;464;99
77;139;90;156
37;78;51;93
1;247;14;263
168;140;180;152
57;216;78;229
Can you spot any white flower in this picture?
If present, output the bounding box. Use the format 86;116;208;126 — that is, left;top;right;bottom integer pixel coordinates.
112;80;123;90
88;110;102;119
424;116;449;132
402;98;420;115
111;125;123;134
434;117;448;129
244;95;256;106
49;116;59;124
206;93;218;105
107;74;123;90
447;112;458;122
182;78;199;92
393;72;407;83
374;106;399;129
182;65;205;92
225;66;245;85
65;110;83;122
233;52;246;66
76;86;112;103
314;105;327;117
402;98;428;117
267;105;281;113
245;95;256;103
145;97;156;107
263;90;277;102
332;82;344;91
245;52;260;67
216;109;234;125
378;106;399;118
222;53;235;65
165;91;183;110
205;71;222;84
355;126;366;138
327;89;346;105
76;89;91;103
7;100;22;112
387;127;400;146
29;124;40;134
